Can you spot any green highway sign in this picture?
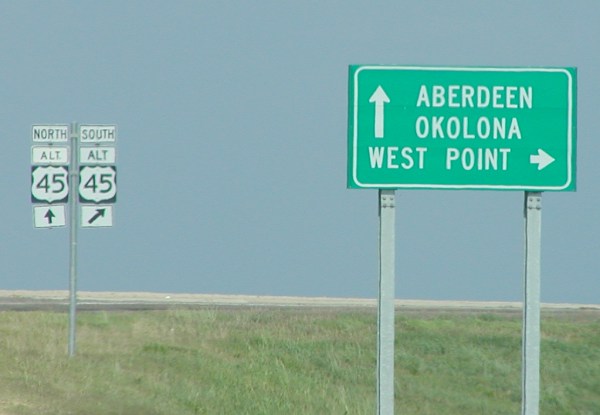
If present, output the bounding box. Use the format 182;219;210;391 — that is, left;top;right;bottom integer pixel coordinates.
347;65;577;191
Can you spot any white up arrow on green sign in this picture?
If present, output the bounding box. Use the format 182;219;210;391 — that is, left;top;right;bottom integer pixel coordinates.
347;65;577;191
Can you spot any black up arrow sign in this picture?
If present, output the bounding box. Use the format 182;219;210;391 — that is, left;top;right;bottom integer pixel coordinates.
44;208;55;224
88;208;106;225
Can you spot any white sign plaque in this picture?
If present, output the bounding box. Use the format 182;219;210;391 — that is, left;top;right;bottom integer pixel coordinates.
79;146;116;165
80;125;117;143
33;205;66;228
32;125;69;142
31;146;69;165
81;205;113;227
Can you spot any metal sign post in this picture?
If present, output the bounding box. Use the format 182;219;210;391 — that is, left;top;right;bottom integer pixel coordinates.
68;122;80;358
377;190;395;415
522;192;542;414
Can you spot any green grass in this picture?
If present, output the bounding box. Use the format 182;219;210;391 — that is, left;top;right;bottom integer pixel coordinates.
0;308;598;414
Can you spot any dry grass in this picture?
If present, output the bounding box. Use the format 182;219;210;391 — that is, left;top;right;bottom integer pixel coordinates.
0;308;598;414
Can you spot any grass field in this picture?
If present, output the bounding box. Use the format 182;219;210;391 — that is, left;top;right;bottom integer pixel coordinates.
0;307;599;414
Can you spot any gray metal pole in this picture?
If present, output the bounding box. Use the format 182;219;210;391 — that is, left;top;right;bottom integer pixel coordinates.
377;190;395;415
522;192;542;415
68;122;79;358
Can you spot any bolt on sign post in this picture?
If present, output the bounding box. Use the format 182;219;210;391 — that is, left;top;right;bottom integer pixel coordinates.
31;123;117;357
347;65;576;415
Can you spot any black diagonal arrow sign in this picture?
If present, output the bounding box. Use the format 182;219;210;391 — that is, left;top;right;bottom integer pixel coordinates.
88;208;106;225
81;205;113;228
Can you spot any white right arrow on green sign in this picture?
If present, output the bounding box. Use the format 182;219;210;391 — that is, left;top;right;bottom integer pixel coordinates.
530;149;555;170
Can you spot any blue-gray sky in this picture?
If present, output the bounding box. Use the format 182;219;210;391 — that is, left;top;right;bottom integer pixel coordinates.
1;1;598;303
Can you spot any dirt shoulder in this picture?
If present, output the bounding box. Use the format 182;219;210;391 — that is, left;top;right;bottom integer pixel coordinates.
1;290;598;317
